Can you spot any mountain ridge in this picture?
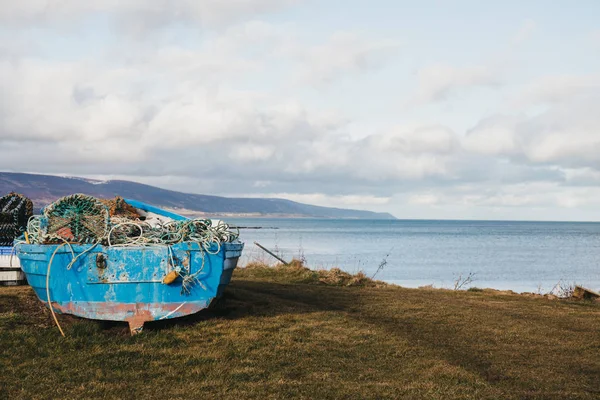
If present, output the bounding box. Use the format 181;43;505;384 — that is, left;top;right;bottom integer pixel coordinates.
0;172;396;220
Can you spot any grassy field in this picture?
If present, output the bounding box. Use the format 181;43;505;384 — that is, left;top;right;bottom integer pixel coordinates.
1;263;599;399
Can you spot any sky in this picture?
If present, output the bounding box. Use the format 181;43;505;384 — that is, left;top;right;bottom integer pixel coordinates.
1;0;600;220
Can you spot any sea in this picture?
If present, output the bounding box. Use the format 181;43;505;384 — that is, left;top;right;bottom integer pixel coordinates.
226;218;600;293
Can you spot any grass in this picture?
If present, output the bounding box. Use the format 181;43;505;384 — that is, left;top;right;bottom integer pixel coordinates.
1;263;599;399
242;259;388;287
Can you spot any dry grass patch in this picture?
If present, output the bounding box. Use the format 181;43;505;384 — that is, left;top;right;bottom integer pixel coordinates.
241;259;387;287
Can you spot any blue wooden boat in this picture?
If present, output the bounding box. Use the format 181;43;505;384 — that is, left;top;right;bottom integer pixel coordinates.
17;242;243;333
15;199;244;334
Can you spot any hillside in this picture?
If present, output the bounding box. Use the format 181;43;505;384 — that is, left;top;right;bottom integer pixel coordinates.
0;172;395;219
1;266;598;399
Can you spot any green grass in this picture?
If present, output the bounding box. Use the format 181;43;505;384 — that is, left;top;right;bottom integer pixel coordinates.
1;264;599;399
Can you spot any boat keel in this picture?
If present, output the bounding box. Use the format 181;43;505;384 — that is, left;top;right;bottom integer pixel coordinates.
128;321;145;335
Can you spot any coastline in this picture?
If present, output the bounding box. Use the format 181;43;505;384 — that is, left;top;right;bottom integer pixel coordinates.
234;218;600;296
239;261;600;301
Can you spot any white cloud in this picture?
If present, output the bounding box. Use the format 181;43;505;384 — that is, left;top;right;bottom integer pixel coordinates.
0;0;298;30
406;182;600;210
466;91;600;168
0;1;599;221
410;64;500;104
511;74;600;108
563;168;600;186
2;41;598;214
511;19;536;46
463;115;520;156
373;125;459;155
293;31;400;84
231;144;275;162
407;19;540;107
408;193;439;206
252;193;391;208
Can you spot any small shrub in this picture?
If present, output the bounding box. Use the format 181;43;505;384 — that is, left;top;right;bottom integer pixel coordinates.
467;287;483;292
371;249;392;279
453;272;477;290
547;280;576;299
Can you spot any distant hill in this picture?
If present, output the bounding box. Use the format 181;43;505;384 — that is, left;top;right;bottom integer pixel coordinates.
0;172;396;220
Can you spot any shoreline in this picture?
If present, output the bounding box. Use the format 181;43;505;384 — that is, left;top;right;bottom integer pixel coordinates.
237;261;600;296
237;262;600;301
381;278;600;296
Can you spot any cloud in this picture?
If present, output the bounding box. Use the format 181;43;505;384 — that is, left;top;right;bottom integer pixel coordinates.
466;90;600;169
371;125;459;155
0;58;149;145
0;7;408;194
1;43;597;214
462;115;520;156
562;168;600;186
0;13;409;197
0;53;463;194
1;50;591;203
511;19;536;46
249;193;391;208
406;182;600;210
461;73;600;172
292;31;400;85
279;125;462;184
511;74;600;108
410;64;501;104
0;0;298;30
407;193;439;206
0;2;599;220
407;20;539;106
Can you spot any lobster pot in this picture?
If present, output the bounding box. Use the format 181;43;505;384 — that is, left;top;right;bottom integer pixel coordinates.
0;192;33;246
0;246;25;285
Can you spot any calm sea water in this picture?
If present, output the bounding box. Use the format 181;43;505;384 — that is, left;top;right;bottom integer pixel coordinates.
226;218;600;293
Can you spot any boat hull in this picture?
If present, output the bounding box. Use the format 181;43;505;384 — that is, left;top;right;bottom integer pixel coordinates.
16;241;243;332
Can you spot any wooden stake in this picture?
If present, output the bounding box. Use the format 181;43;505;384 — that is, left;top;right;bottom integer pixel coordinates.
254;242;289;265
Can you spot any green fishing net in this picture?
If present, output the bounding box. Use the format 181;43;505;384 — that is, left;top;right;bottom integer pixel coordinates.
43;194;109;244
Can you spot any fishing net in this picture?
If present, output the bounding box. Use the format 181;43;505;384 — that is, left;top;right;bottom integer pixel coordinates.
0;192;33;246
43;194;109;244
27;194;240;250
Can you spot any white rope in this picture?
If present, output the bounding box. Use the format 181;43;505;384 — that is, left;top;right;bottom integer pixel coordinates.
158;302;187;320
